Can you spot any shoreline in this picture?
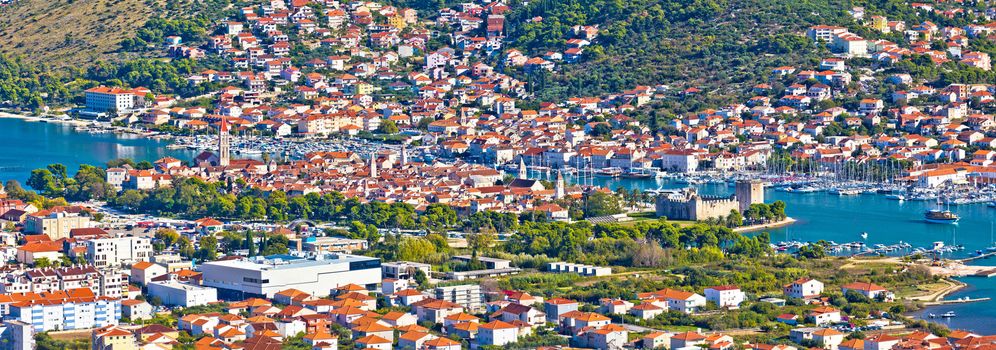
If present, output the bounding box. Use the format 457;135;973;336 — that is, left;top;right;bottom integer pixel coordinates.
906;277;967;302
0;111;90;126
734;217;797;233
0;110;176;139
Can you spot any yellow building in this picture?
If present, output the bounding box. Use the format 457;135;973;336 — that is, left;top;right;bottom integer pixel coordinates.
355;82;375;95
92;325;139;350
869;15;889;33
389;15;407;29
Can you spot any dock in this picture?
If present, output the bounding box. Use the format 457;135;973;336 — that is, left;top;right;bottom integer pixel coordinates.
973;268;996;277
922;297;991;306
957;251;996;263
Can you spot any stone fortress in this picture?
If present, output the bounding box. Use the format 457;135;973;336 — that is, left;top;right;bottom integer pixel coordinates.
655;180;764;221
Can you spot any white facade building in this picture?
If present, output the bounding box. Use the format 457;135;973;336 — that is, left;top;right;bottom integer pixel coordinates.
200;254;381;299
660;150;699;172
84;86;147;113
548;262;612;276
784;278;824;299
704;285;746;309
432;284;486;312
148;281;218;307
8;288;120;332
85;236;153;268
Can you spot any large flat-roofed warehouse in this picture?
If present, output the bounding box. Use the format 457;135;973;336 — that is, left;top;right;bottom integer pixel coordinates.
200;253;381;300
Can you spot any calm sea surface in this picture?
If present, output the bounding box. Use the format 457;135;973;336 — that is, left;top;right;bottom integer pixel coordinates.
0;117;195;183
2;117;994;333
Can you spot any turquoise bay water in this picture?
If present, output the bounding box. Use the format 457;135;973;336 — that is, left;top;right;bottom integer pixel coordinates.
0;117;195;184
2;117;994;333
571;176;995;257
909;259;996;335
565;176;996;334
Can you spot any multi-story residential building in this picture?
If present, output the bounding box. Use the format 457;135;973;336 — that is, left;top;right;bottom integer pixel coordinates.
412;299;464;324
84;86;149;113
24;211;91;240
7;288;121;332
129;261;168;286
477;320;519;347
86;237;153;268
705;285;747;309
544;298;579;323
808;306;843;326
0;320;34;350
91;325;137;350
0;266;124;302
432;284;485;312
784;278;824;299
659;150;699;172
639;288;707;314
807;25;848;42
200;254;381;299
575;324;628;350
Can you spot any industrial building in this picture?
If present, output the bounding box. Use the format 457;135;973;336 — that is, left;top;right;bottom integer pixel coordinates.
200;253;381;300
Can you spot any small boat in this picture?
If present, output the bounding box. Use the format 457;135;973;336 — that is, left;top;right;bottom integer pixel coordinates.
860;232;868;240
924;209;960;224
594;167;623;178
830;188;861;195
620;168;654;179
942;311;956;318
885;194;905;201
928;313;937;318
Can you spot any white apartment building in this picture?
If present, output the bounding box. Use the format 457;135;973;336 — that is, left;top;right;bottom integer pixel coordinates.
84;86;148;113
784;278;824;299
85;236;153;268
660;150;699;172
432;284;486;312
0;266;125;305
704;285;746;309
7;288;121;332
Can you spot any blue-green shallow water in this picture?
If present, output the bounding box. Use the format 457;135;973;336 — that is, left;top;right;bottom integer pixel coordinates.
909;259;996;335
561;175;996;334
0;117;196;183
564;175;995;256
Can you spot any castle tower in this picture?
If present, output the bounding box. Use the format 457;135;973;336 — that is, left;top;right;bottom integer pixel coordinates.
735;179;764;213
369;152;378;179
518;157;527;179
218;117;231;167
554;169;565;199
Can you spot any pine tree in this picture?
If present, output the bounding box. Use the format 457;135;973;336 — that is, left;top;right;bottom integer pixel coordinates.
246;231;255;257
